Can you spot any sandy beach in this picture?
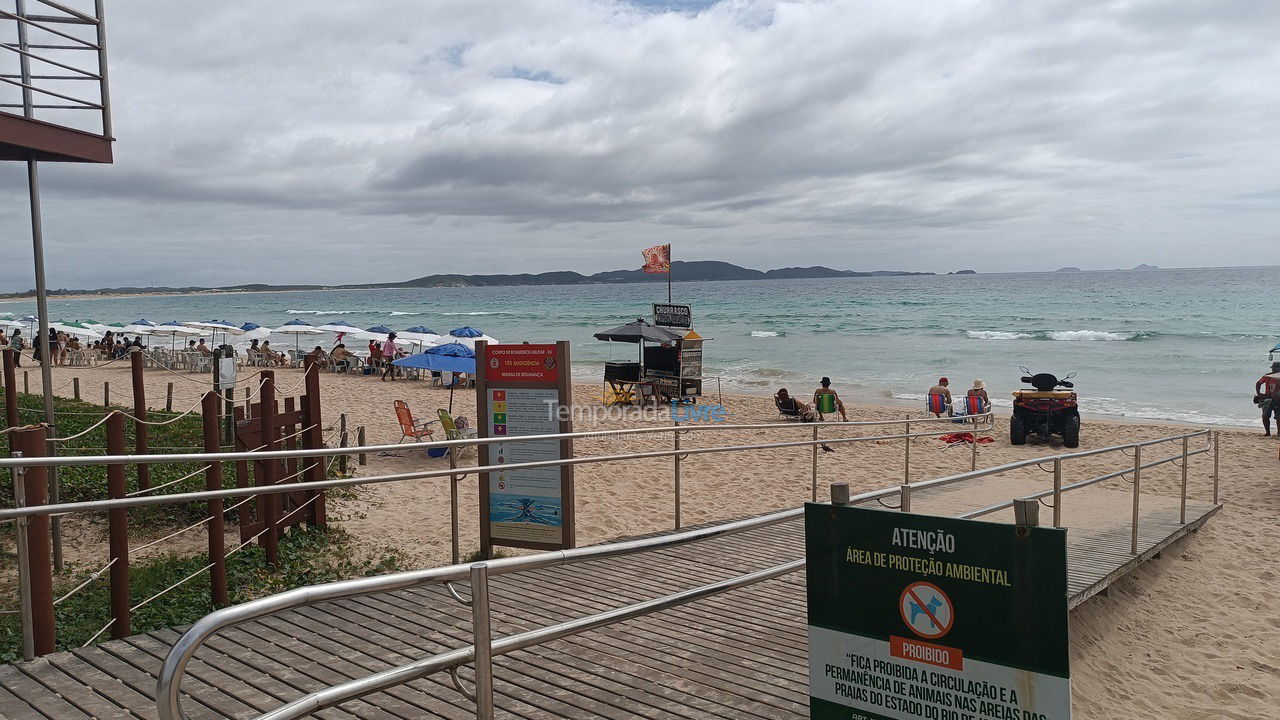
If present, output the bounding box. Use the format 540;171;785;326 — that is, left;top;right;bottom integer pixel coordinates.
14;359;1278;718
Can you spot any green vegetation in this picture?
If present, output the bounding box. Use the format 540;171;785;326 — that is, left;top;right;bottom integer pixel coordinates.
0;526;404;662
0;391;382;661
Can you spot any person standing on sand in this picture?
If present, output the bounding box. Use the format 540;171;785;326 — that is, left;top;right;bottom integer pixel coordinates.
928;377;953;417
9;329;22;366
1254;362;1280;435
813;377;848;421
381;333;399;381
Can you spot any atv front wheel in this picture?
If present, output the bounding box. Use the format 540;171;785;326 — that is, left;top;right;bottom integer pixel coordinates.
1062;414;1080;448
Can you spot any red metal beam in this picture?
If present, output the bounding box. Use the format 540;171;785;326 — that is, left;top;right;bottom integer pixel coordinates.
0;110;112;163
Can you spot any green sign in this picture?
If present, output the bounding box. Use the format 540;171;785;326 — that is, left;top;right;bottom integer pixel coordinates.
806;504;1070;720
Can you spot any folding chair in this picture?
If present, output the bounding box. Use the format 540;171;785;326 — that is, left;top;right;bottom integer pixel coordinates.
394;400;436;443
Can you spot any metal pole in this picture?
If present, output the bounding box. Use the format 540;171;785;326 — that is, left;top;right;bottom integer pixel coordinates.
1212;431;1219;504
1130;445;1141;555
23;151;61;570
1179;436;1188;524
12;451;35;661
969;417;977;471
93;0;112;139
673;421;681;530
903;418;911;487
470;563;495;720
1052;457;1062;528
449;445;460;566
810;424;818;502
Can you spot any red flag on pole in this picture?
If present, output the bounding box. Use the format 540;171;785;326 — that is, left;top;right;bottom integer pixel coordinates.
641;244;671;274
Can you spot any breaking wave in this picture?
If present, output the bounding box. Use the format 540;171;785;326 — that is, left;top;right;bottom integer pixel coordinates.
750;330;783;337
967;329;1145;342
287;309;357;315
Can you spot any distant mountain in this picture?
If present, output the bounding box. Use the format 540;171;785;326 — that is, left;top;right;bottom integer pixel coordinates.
0;261;935;297
1130;264;1159;271
1055;267;1083;273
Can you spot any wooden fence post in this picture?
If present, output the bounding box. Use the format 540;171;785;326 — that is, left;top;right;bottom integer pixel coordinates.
72;377;80;401
23;370;29;394
103;381;109;411
105;412;130;639
165;382;173;412
259;371;279;565
302;358;326;529
357;426;366;466
201;392;228;606
14;426;55;655
130;351;149;490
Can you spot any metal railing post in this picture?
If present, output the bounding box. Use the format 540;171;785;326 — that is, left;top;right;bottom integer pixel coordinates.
1179;436;1188;524
1130;445;1141;554
970;416;977;471
449;448;460;566
810;424;818;502
1212;431;1219;504
903;418;911;487
1052;457;1062;528
11;451;35;661
470;563;495;720
673;420;681;530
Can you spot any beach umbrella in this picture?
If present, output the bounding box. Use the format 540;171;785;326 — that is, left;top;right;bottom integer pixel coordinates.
316;320;360;333
0;318;24;329
49;321;103;340
271;318;323;352
366;325;394;335
400;326;444;350
121;319;157;342
445;326;499;349
240;326;271;342
593;318;683;344
154;321;209;349
403;325;437;335
449;326;484;338
393;342;476;412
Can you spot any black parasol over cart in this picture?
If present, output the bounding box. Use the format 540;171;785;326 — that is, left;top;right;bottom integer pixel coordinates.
595;318;708;405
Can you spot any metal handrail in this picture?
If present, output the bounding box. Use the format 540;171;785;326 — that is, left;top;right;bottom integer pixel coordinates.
0;0;109;137
158;424;1221;720
0;412;992;469
154;501;848;720
0;415;994;520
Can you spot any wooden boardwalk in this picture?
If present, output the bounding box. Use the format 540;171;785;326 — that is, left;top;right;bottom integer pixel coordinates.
0;499;1220;720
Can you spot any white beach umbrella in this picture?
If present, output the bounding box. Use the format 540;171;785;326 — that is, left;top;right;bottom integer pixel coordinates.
272;318;324;352
48;322;103;340
240;327;271;341
0;318;24;329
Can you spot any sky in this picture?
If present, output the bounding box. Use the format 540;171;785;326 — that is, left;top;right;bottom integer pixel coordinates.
1;0;1278;290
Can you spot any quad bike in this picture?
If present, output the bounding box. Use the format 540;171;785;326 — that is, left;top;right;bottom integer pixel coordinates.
1011;369;1080;448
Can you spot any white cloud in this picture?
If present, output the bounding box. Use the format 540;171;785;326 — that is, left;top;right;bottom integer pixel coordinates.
2;0;1278;289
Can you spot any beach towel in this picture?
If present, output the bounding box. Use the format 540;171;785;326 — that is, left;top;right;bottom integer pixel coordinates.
937;433;994;445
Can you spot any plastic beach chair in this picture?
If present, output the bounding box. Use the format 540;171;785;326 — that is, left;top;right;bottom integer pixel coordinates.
394;400;435;443
437;408;478;459
926;393;951;417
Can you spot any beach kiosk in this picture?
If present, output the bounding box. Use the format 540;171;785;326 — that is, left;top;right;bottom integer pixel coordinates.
594;318;682;405
641;329;705;401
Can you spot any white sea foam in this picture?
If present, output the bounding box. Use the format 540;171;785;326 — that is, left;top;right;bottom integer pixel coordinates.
439;311;509;316
750;330;781;338
966;331;1034;340
1045;330;1135;342
286;310;357;315
389;311;420;316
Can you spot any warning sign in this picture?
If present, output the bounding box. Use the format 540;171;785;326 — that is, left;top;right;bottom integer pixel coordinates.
806;505;1070;720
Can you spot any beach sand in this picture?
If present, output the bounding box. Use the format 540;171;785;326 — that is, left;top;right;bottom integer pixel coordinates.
15;359;1279;718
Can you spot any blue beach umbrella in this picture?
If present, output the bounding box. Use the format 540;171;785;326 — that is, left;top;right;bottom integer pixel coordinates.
403;325;436;335
449;326;484;338
240;322;261;331
392;342;476;411
366;325;394;335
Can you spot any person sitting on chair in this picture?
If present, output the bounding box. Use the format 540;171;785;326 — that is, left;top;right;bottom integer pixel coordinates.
775;388;814;420
928;377;953;417
330;343;353;372
813;377;848;421
966;379;990;411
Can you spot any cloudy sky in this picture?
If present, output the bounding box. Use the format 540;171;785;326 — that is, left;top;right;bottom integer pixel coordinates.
1;0;1277;290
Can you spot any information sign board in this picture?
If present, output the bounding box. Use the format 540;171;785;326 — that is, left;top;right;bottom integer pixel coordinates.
653;303;692;328
477;341;574;554
806;504;1070;720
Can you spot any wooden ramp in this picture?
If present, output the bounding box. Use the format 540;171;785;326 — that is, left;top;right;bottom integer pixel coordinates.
0;500;1220;720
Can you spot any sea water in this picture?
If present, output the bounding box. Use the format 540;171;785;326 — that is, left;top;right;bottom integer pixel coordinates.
3;266;1274;427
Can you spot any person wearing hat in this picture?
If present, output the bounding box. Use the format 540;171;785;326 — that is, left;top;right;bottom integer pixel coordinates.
812;377;848;422
967;379;990;410
1254;362;1280;435
928;377;953;417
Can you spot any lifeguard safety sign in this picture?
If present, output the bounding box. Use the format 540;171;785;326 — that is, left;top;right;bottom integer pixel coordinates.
476;341;575;556
806;504;1070;720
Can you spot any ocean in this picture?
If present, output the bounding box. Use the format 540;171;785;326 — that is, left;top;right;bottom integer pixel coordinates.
2;266;1273;427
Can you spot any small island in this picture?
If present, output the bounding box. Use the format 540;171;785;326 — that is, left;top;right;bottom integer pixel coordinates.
1055;266;1083;273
